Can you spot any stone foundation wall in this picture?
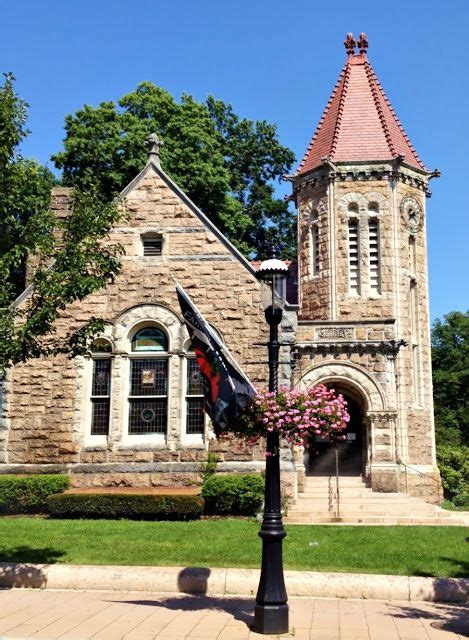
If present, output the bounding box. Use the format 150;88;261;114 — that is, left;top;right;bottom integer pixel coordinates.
397;467;442;504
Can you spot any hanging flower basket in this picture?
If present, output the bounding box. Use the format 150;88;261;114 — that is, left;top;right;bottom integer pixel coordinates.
231;384;350;447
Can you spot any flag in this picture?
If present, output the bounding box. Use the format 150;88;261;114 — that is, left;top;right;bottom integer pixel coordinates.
176;284;257;436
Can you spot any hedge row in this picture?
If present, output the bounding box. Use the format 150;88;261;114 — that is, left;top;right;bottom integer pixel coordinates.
0;474;70;514
0;473;264;519
201;474;264;515
47;493;204;520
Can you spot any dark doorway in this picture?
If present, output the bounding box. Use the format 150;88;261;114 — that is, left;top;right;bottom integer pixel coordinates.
307;393;364;476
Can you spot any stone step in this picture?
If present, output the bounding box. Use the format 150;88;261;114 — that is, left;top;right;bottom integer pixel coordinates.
303;478;367;487
289;505;439;515
284;514;469;527
296;495;424;503
287;511;441;520
299;491;403;498
290;477;469;526
284;516;466;525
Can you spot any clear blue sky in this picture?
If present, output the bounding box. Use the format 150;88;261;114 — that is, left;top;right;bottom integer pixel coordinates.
2;0;468;321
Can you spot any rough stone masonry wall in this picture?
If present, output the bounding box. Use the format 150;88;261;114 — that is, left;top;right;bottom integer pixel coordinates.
334;179;394;321
4;168;272;484
297;182;330;320
396;181;435;467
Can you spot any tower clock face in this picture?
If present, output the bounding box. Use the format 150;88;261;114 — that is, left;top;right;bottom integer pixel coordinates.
400;196;423;233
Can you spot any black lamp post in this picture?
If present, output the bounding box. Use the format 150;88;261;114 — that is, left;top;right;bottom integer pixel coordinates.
254;251;289;635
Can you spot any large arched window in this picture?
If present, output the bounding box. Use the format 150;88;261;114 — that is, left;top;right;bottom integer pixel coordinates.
90;339;112;436
128;326;169;435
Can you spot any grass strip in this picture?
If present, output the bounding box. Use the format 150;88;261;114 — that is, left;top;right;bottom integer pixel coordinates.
0;518;467;578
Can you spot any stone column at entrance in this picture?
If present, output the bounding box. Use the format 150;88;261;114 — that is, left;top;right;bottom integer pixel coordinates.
368;411;399;492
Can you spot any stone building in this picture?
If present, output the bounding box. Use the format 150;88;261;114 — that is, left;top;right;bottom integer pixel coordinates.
0;35;441;501
289;33;440;500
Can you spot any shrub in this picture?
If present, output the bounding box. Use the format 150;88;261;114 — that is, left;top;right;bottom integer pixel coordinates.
200;452;219;484
437;444;469;502
201;474;264;515
0;474;70;514
46;493;204;520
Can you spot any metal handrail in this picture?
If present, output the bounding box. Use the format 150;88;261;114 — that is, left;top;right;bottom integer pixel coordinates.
399;462;442;503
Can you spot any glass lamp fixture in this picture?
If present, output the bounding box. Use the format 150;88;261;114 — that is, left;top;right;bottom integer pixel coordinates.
257;254;289;310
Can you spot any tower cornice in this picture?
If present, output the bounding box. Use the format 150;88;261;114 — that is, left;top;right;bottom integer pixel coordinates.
290;160;431;199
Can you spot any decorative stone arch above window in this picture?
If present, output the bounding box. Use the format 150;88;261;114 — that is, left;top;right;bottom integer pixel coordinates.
362;191;387;216
114;304;183;353
300;196;327;220
338;191;388;220
294;360;386;412
88;322;115;351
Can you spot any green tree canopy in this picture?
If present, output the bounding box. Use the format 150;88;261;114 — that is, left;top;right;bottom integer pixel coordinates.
432;310;469;446
52;82;296;259
0;73;123;371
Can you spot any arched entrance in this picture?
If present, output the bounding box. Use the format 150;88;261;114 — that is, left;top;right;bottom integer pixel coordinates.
307;385;366;476
294;361;387;479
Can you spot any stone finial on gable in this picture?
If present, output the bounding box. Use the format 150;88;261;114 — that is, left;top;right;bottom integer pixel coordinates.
344;33;357;56
357;32;368;55
344;32;368;56
146;133;164;167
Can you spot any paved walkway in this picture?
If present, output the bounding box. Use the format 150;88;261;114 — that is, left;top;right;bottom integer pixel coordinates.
0;589;467;640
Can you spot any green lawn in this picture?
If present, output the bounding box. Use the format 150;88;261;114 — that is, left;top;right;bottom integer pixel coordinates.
0;518;467;578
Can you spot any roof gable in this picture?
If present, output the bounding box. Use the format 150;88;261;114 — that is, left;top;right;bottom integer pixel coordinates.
119;157;257;277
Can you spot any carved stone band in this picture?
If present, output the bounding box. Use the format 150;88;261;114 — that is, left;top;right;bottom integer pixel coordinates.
316;327;354;340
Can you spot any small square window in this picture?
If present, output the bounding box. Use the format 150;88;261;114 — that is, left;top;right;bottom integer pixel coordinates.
142;237;163;256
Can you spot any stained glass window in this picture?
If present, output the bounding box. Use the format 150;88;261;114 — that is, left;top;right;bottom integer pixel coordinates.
185;358;204;434
90;359;111;435
131;327;168;352
129;326;168;435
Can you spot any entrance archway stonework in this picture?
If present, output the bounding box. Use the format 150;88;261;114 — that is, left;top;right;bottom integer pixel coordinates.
295;360;386;412
293;361;400;492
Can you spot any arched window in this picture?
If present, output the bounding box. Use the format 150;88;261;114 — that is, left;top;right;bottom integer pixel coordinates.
310;210;320;276
185;347;205;435
368;217;380;294
131;327;168;352
348;210;360;294
90;339;112;436
128;326;169;435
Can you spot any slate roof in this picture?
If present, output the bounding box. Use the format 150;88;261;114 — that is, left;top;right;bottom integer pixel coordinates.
296;34;427;175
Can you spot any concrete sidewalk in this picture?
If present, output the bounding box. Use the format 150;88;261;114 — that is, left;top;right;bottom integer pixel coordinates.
0;588;468;640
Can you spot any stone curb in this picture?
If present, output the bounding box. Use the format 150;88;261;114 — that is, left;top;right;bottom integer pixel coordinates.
0;563;467;603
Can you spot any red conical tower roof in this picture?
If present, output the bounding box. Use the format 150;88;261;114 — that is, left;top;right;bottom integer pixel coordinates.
296;33;427;175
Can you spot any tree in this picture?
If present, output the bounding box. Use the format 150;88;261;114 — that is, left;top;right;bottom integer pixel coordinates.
0;73;123;372
52;82;296;259
432;311;468;505
431;310;469;447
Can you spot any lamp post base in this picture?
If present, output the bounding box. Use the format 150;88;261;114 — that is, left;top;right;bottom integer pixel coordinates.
254;604;289;635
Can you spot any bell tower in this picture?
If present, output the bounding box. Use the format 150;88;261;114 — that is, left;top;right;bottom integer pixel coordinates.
290;34;441;500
